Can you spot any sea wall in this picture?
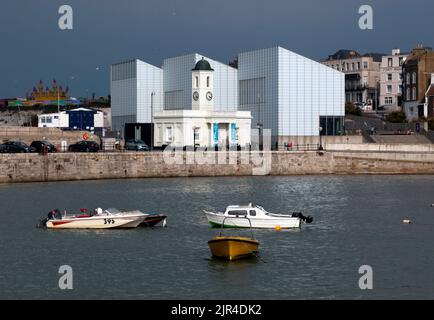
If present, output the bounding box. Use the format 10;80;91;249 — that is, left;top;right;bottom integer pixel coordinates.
1;150;434;183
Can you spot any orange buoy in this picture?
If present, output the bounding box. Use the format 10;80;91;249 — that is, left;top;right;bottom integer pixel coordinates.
275;225;282;231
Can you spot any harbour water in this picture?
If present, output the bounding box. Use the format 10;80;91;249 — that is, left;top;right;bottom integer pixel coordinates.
1;175;434;299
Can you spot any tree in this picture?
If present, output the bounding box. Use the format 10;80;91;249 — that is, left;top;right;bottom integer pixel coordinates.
345;102;362;116
385;111;407;123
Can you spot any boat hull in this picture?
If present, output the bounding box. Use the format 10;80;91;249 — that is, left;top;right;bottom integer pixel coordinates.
138;214;167;227
46;215;145;229
208;236;259;261
206;212;300;229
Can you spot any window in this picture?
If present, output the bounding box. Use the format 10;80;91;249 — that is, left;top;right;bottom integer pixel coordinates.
406;87;411;100
399;57;404;66
319;116;344;136
195;76;199;88
41;117;46;123
227;210;247;216
406;73;410;84
357;62;361;70
387;85;392;93
346;63;349;71
46;117;52;123
206;76;210;87
165;126;173;142
388;58;393;67
351;63;355;71
363;61;368;69
239;77;265;106
54;116;59;119
399;85;402;94
412;87;417;100
385;97;393;104
342;63;345;71
362;76;368;86
193;127;200;145
249;210;256;216
388;74;392;81
412;72;417;85
336;65;340;71
399;73;403;80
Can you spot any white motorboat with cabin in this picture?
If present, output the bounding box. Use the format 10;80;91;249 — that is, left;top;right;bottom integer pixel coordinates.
204;203;313;229
39;208;149;229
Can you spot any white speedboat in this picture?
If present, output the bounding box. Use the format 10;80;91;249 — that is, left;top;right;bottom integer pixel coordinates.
204;203;313;229
39;208;148;229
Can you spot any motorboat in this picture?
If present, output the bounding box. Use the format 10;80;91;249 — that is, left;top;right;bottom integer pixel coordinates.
204;203;313;229
39;208;149;229
139;214;167;227
208;217;259;261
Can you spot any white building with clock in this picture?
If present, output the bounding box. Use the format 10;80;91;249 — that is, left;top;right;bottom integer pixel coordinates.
153;57;251;148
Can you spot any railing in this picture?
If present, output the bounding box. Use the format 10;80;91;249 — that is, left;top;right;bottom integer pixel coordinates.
280;144;321;151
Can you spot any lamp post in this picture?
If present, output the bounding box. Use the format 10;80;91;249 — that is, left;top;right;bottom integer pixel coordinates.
319;126;324;150
150;92;155;151
256;94;263;150
150;92;155;123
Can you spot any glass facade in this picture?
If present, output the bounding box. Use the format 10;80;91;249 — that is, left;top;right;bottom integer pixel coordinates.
163;53;238;111
238;46;345;139
110;59;163;132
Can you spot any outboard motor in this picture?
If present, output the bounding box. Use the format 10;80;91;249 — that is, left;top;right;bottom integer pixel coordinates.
37;217;48;228
291;212;314;224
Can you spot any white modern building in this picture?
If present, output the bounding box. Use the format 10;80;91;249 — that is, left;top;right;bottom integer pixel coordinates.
379;49;407;112
239;46;345;147
111;46;345;149
153;58;251;148
111;59;163;132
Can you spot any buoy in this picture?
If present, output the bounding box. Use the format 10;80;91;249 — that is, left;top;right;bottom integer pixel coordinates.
275;225;282;231
402;219;412;224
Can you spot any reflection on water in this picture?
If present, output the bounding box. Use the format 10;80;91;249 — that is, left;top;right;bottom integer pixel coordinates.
1;175;434;299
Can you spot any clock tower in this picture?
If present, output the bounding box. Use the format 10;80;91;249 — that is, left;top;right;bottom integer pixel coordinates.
192;57;214;111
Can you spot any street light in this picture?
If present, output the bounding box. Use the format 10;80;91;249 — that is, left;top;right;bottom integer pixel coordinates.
150;92;155;151
150;92;155;122
319;126;324;150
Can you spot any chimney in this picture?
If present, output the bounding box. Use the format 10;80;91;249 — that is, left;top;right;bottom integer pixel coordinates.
392;48;400;56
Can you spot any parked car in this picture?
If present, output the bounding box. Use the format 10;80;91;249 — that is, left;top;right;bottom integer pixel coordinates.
124;139;150;151
1;141;36;153
30;140;57;153
68;140;100;152
0;144;7;153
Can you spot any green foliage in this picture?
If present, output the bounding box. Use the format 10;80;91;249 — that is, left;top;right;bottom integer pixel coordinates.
385;111;407;123
345;102;362;116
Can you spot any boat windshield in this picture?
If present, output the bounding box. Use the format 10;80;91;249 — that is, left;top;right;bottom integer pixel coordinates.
256;205;266;212
104;208;121;214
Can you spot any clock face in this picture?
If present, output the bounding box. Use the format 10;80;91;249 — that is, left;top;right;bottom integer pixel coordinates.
193;91;199;101
206;91;213;101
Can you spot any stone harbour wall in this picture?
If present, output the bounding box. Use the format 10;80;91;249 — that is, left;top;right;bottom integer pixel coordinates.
1;150;434;184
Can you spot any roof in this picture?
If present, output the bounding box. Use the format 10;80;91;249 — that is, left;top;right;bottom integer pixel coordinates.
326;49;361;61
426;85;434;97
192;57;214;71
363;53;386;62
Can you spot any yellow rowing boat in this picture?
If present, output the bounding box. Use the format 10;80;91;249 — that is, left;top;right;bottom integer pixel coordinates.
208;216;259;260
208;236;259;261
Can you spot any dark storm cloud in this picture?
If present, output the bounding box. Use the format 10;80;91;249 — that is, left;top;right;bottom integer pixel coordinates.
0;0;433;97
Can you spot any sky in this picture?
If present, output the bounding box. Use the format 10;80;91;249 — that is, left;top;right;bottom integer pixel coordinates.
0;0;433;98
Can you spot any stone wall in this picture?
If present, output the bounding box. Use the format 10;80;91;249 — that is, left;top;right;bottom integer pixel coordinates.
1;150;434;184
